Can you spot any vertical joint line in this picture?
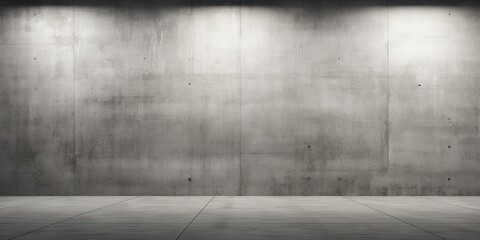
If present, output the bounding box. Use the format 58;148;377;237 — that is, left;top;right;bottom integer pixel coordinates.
386;0;391;182
72;4;77;194
238;0;242;196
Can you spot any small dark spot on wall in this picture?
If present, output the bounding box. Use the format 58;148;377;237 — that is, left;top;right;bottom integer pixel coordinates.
271;177;275;181
143;57;146;60
337;57;341;60
307;177;311;180
448;145;451;148
448;177;451;181
188;178;191;181
448;117;451;121
33;57;37;60
338;178;342;181
448;13;451;16
418;84;421;87
188;83;191;85
307;145;311;149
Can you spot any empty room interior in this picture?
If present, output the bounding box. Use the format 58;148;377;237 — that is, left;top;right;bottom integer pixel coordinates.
0;0;479;239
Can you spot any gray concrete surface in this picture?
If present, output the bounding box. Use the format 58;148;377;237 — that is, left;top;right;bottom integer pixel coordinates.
0;0;479;195
0;196;479;239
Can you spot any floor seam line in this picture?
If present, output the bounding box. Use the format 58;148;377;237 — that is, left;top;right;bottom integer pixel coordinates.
416;196;480;212
8;196;138;240
0;197;65;210
176;196;215;240
343;196;447;240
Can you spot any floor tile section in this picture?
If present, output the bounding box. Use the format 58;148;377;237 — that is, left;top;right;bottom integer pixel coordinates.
180;223;440;240
347;197;480;224
195;196;399;224
0;223;45;240
0;197;60;209
64;197;212;224
0;196;478;240
417;223;480;240
0;197;133;224
13;223;184;240
422;197;480;211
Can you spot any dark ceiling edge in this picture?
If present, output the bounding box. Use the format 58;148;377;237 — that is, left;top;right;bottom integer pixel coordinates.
1;0;479;7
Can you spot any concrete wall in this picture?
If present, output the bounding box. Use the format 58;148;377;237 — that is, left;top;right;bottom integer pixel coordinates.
0;0;479;195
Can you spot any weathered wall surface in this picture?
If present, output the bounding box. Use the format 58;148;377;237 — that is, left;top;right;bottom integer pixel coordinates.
0;0;479;195
387;6;480;195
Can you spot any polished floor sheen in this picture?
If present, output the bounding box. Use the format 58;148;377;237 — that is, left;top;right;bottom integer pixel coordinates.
0;197;479;240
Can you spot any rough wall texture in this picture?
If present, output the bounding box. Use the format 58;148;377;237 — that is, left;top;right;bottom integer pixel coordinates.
0;0;479;195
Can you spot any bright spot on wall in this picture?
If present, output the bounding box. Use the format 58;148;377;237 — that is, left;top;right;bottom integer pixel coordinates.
389;7;453;64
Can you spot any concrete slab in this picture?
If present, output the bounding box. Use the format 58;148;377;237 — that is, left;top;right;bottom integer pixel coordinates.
72;5;241;195
64;196;211;224
0;1;479;196
422;196;480;211
195;196;399;224
0;44;75;195
240;153;388;195
0;223;45;240
0;197;60;209
387;6;480;195
416;223;480;240
13;223;184;240
239;2;389;195
181;223;439;240
348;196;480;224
0;196;132;224
0;196;478;240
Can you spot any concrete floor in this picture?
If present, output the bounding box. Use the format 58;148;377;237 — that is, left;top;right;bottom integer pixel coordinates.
0;197;479;240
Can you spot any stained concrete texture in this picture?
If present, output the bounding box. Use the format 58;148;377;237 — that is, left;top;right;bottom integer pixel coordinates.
1;196;480;239
0;0;479;195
